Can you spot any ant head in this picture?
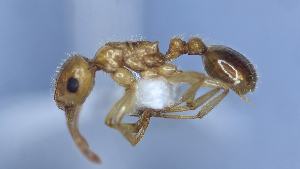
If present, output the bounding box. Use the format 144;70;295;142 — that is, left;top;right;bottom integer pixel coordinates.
54;54;100;163
54;54;95;111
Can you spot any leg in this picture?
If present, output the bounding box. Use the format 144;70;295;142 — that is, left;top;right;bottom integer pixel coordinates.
151;88;229;119
105;90;151;145
118;111;151;145
105;68;151;145
150;74;229;119
148;66;209;107
161;87;221;113
104;89;136;128
164;71;223;105
104;88;141;145
164;71;205;102
119;111;150;133
142;64;212;108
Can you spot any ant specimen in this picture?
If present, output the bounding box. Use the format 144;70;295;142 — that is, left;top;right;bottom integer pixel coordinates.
54;37;257;163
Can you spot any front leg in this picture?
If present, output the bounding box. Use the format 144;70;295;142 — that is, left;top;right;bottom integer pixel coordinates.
104;89;151;146
118;111;151;145
105;68;151;145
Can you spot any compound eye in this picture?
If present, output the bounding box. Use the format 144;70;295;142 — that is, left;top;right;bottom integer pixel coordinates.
67;77;79;93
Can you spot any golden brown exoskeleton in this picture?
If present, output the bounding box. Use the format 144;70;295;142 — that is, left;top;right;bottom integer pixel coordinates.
53;37;257;163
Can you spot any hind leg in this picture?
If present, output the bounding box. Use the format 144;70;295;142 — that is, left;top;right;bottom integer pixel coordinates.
150;74;230;119
151;88;229;119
